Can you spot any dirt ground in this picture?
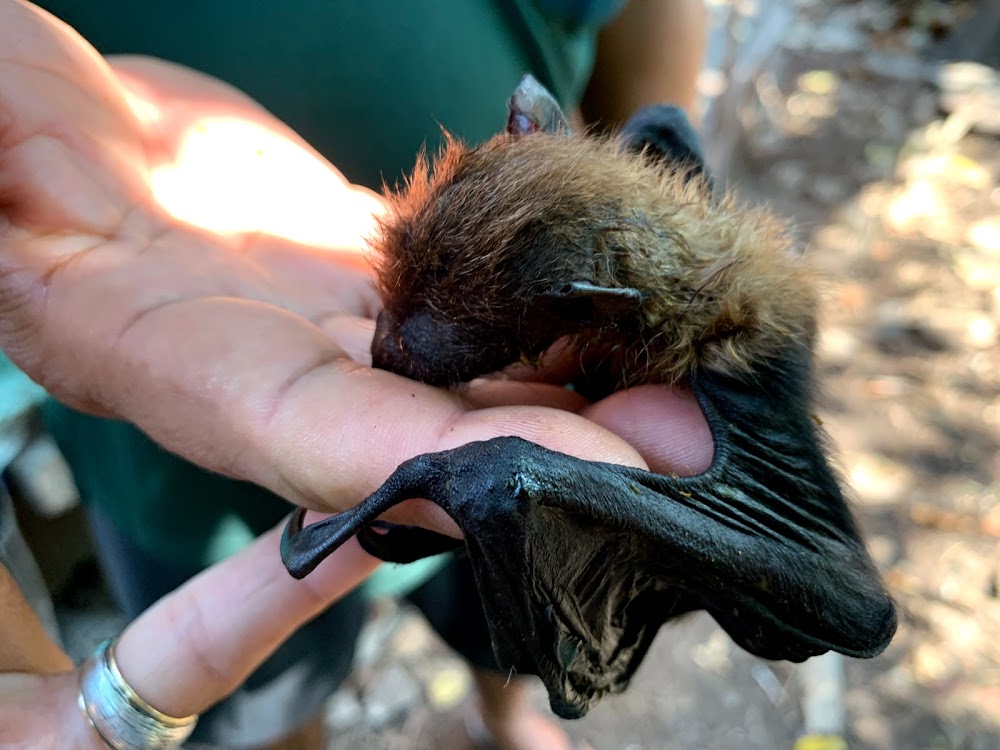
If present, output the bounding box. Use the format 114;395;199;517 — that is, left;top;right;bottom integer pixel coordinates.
47;1;1000;749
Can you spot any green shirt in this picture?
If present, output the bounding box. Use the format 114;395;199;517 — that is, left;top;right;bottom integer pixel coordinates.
39;0;624;571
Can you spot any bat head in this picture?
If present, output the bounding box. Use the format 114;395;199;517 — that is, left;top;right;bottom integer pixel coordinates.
370;75;812;392
370;75;585;385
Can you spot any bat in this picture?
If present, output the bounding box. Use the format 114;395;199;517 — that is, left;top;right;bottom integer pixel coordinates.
280;75;897;720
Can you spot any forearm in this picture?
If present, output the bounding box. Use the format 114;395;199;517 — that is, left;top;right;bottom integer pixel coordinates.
581;0;708;129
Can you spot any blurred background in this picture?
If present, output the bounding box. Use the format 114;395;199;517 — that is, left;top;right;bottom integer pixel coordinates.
5;0;998;748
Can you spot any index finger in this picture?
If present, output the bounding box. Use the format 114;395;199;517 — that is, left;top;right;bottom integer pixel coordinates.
111;524;379;718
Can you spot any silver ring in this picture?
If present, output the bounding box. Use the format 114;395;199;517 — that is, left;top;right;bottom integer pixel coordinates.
78;638;198;750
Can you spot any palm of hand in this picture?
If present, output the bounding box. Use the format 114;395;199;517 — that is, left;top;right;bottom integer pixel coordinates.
1;2;398;501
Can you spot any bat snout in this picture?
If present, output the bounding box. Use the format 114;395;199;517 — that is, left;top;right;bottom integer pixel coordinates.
371;308;518;386
371;308;454;385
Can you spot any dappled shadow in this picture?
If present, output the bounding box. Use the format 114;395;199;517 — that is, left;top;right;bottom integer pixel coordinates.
698;1;1000;748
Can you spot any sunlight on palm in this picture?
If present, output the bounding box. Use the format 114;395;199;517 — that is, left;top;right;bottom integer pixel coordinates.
146;113;385;251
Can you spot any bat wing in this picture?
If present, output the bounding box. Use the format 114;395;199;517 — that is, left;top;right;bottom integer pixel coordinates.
619;103;713;188
281;348;896;719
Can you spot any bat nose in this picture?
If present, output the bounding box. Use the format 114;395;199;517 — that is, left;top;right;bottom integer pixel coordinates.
371;309;453;385
372;309;501;386
371;309;410;375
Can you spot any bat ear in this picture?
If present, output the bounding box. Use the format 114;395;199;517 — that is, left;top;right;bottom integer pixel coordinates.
620;104;712;184
507;74;572;136
532;281;643;327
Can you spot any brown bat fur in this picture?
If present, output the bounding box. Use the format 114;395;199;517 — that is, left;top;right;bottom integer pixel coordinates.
373;132;819;387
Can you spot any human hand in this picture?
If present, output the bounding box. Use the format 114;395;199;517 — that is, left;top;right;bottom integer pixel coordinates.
0;522;379;749
0;1;712;535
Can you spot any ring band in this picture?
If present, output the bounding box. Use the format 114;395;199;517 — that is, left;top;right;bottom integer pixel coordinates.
78;638;198;750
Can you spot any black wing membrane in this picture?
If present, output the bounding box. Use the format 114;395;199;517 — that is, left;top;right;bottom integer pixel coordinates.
282;345;896;719
618;103;713;188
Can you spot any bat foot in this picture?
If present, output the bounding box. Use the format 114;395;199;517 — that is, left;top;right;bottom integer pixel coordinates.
357;521;463;562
